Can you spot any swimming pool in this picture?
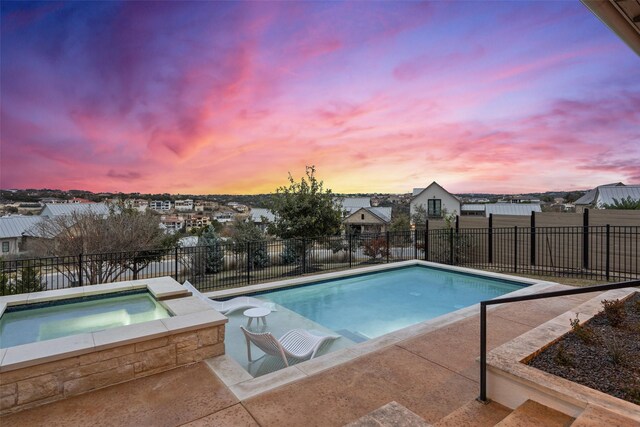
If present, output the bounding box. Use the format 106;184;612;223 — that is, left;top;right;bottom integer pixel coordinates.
253;266;524;342
0;290;171;348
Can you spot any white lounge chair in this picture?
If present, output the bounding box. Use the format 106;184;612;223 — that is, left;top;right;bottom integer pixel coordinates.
240;326;340;367
209;296;275;315
183;281;273;315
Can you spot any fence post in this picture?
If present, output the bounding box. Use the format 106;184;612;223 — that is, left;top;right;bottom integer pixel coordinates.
302;239;307;274
424;219;429;261
606;224;610;281
488;214;493;264
246;241;251;285
174;246;179;282
514;226;518;273
530;212;536;266
449;227;454;265
348;234;353;268
78;253;83;287
133;257;138;280
386;231;390;263
414;228;418;259
583;209;589;270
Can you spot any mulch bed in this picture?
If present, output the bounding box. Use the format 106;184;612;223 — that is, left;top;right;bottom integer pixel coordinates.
527;292;640;405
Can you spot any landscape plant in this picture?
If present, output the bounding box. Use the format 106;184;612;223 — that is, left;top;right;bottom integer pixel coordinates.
230;218;269;270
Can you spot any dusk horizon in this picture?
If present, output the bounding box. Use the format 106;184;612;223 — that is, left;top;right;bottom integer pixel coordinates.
2;1;639;195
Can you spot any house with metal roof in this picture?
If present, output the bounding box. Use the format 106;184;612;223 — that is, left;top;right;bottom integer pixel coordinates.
0;216;43;255
460;203;542;217
343;206;392;235
574;183;639;212
40;203;111;218
249;208;276;232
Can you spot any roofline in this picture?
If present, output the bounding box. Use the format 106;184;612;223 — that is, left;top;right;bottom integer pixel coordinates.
581;0;640;56
411;181;461;202
343;207;390;224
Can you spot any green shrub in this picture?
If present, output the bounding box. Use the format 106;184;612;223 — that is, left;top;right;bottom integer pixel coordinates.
602;299;626;327
554;343;573;367
569;314;594;344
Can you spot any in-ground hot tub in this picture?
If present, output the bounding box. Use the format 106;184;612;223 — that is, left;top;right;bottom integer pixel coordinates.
0;290;171;348
0;277;227;415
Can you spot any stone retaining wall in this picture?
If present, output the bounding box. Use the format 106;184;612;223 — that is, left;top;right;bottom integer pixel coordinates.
0;325;225;415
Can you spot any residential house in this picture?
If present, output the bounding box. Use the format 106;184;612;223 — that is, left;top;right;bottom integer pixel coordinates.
184;214;211;230
40;203;111;219
174;199;194;212
0;216;42;255
194;200;219;212
213;212;235;223
227;202;248;213
574;183;640;212
124;199;149;212
343;207;392;235
150;200;172;212
160;215;184;232
249;208;276;232
336;197;392;234
68;197;93;204
410;182;461;223
461;203;542;217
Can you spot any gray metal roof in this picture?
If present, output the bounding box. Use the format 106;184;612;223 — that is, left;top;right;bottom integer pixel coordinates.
461;204;486;212
250;208;276;223
40;203;111;218
596;186;640;207
412;188;424;196
368;207;392;223
484;203;541;216
336;197;371;209
0;216;43;239
574;182;625;205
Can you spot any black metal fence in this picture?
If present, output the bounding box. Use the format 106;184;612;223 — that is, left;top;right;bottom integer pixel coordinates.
2;225;638;295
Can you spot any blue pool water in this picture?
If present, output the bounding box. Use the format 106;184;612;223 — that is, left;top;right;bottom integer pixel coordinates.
0;291;171;348
256;266;524;341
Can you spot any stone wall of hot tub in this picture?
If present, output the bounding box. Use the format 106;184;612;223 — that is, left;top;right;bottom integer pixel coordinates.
0;277;228;415
0;324;225;414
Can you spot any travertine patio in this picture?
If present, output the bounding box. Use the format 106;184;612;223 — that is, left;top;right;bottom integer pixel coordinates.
2;284;607;427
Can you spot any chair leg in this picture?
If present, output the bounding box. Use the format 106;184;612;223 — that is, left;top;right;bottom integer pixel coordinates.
245;337;253;362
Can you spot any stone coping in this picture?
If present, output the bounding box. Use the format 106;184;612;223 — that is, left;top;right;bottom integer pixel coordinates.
0;278;228;373
204;263;557;401
204;260;547;300
486;288;640;421
0;276;191;314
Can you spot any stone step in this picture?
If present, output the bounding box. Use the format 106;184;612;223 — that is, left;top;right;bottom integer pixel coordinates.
570;404;639;427
434;399;511;427
494;400;574;427
344;401;431;427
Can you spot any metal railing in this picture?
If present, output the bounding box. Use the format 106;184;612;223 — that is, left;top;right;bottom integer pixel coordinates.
1;225;639;295
478;279;640;402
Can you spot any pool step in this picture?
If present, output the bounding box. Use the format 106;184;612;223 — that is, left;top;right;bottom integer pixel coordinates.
434;399;511;427
336;329;369;343
494;400;574;427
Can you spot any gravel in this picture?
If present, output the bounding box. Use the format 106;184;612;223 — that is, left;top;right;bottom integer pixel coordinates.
527;292;640;405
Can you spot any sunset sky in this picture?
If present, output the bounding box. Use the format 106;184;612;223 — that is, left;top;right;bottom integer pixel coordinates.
1;1;639;195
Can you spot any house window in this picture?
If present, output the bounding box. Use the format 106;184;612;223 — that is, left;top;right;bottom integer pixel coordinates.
2;242;9;253
361;214;365;220
427;199;442;217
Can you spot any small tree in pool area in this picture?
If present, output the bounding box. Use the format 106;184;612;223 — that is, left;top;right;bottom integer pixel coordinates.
196;227;225;274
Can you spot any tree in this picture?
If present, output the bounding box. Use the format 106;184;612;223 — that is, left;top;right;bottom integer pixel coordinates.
196;227;225;274
0;265;45;295
602;197;640;210
230;218;269;270
390;213;410;232
267;166;343;240
411;204;428;226
564;191;585;203
29;204;173;284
